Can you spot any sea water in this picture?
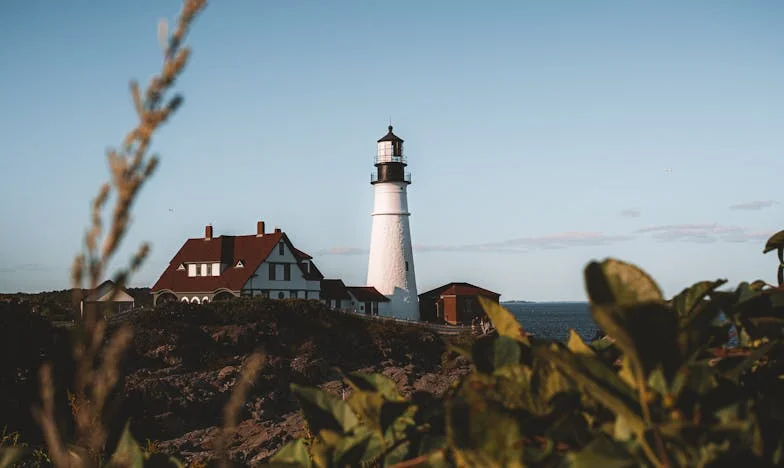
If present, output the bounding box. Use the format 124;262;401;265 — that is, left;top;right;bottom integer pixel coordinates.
503;302;596;342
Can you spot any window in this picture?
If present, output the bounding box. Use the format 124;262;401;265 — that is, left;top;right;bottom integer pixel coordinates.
269;263;276;280
405;261;409;272
177;263;185;271
188;264;197;277
279;241;285;256
278;291;285;299
201;264;208;276
235;260;244;268
283;263;291;281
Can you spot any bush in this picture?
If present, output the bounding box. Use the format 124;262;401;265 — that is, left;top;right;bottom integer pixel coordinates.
266;231;784;467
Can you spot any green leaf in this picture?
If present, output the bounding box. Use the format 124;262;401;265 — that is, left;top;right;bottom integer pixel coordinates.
333;428;383;467
585;259;664;307
591;302;681;379
342;372;403;401
291;384;359;435
107;422;144;468
536;344;645;435
671;279;727;319
763;230;784;257
270;438;312;467
493;336;521;370
478;296;530;345
567;329;595;356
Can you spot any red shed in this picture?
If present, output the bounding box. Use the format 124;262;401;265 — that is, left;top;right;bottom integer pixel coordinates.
418;282;501;325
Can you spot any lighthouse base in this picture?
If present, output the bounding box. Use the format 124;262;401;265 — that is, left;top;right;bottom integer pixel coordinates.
377;289;419;321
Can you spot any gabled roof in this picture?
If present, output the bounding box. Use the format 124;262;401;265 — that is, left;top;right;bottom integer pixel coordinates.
347;286;389;302
292;247;312;260
377;125;403;143
321;279;351;300
419;282;501;300
152;230;321;293
82;280;134;303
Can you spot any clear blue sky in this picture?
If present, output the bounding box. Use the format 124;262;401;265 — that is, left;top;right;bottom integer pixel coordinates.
0;1;781;300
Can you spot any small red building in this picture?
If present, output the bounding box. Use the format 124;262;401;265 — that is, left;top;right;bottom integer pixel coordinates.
418;282;501;325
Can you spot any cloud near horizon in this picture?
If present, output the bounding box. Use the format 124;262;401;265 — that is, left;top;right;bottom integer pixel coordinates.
729;200;778;211
0;263;48;274
321;231;634;255
635;223;774;244
620;208;641;218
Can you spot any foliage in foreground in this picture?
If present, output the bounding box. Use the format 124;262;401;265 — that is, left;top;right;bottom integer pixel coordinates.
264;231;784;467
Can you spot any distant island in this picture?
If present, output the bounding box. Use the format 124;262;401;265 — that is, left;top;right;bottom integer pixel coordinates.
501;300;534;304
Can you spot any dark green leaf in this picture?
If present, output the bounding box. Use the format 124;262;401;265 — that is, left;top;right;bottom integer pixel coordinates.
493;336;521;370
585;259;664;307
536;345;644;435
592;303;681;379
763;230;784;255
107;422;144;468
671;279;727;319
291;384;359;435
343;372;403;401
333;429;383;467
269;438;311;467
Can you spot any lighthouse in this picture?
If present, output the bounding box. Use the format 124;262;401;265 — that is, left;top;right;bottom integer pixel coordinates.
366;125;419;320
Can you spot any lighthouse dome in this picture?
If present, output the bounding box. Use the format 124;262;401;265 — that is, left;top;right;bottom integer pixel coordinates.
377;125;404;143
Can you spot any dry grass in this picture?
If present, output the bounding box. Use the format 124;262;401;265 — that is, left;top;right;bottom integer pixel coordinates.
32;1;210;466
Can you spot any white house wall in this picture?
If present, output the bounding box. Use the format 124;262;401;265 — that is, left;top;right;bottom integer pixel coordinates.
243;240;321;296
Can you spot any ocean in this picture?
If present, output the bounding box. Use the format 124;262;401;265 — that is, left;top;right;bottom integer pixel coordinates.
502;302;596;342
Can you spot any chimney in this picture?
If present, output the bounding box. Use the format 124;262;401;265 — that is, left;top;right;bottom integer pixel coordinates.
205;224;213;240
256;220;265;237
274;227;281;233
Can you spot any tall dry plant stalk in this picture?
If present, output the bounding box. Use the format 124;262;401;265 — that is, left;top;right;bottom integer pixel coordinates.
33;1;208;466
217;353;266;467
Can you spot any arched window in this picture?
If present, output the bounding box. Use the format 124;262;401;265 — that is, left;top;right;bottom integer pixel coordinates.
191;297;200;304
201;296;210;304
181;297;190;303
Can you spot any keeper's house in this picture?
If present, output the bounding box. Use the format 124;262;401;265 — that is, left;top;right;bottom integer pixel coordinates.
151;221;323;306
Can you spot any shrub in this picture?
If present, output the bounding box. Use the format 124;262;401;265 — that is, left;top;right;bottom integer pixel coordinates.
266;231;784;467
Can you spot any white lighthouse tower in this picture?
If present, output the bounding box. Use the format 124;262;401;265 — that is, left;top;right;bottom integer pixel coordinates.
366;125;419;320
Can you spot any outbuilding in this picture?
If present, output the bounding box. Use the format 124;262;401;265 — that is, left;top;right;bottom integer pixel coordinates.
80;280;135;317
418;282;501;325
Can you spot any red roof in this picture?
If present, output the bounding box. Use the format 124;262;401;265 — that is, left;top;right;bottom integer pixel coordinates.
347;286;389;302
152;231;321;293
419;282;501;300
